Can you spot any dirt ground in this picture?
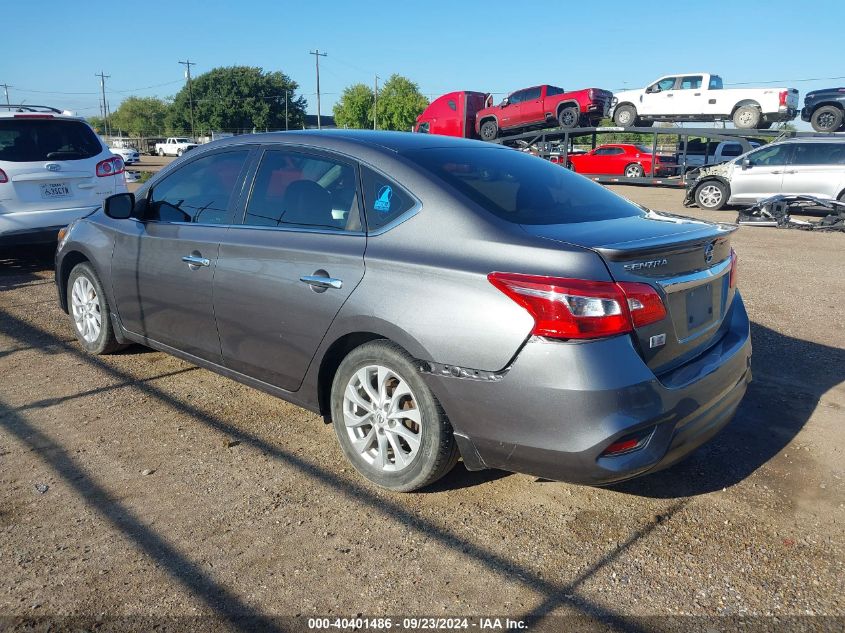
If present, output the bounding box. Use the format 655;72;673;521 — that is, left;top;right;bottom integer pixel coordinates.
0;180;843;632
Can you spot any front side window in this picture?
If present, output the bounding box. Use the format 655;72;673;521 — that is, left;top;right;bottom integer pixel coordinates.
679;76;703;90
595;147;624;156
244;150;361;232
0;119;102;162
405;147;643;225
748;144;792;166
416;122;430;134
147;149;249;224
507;91;525;105
655;77;677;92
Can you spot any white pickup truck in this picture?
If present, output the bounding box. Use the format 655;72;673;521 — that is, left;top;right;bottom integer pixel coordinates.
155;137;198;157
610;73;799;129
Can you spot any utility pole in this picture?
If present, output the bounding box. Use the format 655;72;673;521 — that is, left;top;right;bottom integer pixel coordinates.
285;90;289;131
373;75;380;130
95;71;110;136
178;59;196;139
1;84;10;110
309;49;327;129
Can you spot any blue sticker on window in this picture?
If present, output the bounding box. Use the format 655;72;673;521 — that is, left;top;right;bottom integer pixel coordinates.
374;185;393;212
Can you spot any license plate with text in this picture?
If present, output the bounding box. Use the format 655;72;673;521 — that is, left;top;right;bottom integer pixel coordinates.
40;183;71;199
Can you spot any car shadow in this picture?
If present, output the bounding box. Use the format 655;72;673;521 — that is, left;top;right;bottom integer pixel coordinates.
610;321;845;498
0;244;56;292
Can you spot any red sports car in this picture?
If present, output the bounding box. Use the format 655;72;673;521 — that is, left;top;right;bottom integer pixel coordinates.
568;144;676;177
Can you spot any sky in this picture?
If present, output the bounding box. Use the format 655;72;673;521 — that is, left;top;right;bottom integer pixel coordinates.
2;0;844;127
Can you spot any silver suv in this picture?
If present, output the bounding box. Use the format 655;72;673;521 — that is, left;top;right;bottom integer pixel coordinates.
687;137;845;210
0;105;127;245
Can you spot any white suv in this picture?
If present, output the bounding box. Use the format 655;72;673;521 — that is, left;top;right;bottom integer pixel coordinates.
0;106;127;246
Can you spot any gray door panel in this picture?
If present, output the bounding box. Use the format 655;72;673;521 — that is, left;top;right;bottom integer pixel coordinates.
215;228;366;391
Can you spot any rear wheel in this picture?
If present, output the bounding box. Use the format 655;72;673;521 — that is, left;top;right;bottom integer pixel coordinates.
331;341;459;492
733;105;761;129
479;120;498;141
613;104;637;128
695;180;728;210
624;163;644;178
557;106;579;129
810;106;844;133
67;263;125;355
157;148;164;157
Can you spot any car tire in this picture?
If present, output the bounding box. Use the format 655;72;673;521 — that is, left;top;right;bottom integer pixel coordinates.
557;106;580;129
624;163;644;178
479;120;498;141
733;105;761;129
837;190;845;202
67;263;125;355
613;105;637;128
695;180;728;210
810;106;844;133
158;149;164;157
177;148;184;157
756;121;773;130
330;340;459;492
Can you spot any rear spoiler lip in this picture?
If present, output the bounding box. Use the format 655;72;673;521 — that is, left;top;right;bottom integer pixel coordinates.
593;224;736;261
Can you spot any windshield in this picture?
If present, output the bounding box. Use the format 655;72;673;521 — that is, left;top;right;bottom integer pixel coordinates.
403;147;644;225
0;119;102;162
174;138;191;143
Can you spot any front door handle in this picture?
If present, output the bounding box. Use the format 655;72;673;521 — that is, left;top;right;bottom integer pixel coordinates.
182;254;210;268
300;275;343;290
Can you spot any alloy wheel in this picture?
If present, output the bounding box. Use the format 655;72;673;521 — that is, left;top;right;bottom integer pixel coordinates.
342;364;422;472
698;184;723;208
817;111;835;130
71;276;101;343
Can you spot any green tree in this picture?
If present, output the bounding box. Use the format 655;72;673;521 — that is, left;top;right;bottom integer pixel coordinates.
166;66;306;135
333;83;374;129
87;116;105;134
375;74;428;131
110;96;168;137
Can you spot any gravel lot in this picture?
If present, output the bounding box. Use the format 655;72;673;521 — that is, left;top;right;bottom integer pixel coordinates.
1;179;843;632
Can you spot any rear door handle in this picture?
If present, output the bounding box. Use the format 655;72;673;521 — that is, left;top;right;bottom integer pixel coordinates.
300;275;343;290
182;254;210;268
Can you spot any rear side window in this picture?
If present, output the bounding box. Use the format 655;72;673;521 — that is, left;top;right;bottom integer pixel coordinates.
546;86;565;97
148;149;249;224
720;143;742;157
679;76;702;90
709;76;724;90
244;150;361;232
0;119;102;162
791;143;845;165
360;166;416;231
405;147;643;225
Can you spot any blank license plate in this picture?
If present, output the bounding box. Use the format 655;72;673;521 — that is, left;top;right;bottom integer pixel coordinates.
40;183;71;199
685;283;714;331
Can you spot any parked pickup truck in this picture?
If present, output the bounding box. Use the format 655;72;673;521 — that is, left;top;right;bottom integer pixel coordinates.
475;85;612;140
801;87;845;132
675;139;762;169
610;73;798;130
155;137;198;157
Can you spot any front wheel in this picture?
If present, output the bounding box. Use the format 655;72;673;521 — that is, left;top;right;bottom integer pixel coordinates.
67;263;125;355
331;341;459;491
479;120;498;141
176;148;184;157
810;106;844;133
695;180;728;210
557;106;579;129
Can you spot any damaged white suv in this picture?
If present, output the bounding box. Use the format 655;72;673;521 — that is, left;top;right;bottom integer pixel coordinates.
0;106;127;246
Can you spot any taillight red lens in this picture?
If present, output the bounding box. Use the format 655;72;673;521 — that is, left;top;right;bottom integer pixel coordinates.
729;248;738;288
488;273;666;340
96;156;124;177
779;90;787;107
13;114;53;119
0;168;7;184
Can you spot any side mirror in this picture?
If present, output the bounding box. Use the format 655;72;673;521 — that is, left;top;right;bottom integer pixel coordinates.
500;98;509;107
741;158;753;169
646;85;660;94
104;192;135;219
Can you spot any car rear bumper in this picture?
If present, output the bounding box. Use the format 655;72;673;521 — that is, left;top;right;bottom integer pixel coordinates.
0;206;100;245
425;294;752;485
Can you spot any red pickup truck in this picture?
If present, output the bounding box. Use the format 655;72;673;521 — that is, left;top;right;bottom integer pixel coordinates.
475;85;612;140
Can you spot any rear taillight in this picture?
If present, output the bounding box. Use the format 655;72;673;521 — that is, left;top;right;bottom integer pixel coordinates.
729;248;738;288
588;88;595;100
601;427;654;457
488;273;666;340
96;156;124;177
0;168;7;184
13;114;53;119
778;90;788;107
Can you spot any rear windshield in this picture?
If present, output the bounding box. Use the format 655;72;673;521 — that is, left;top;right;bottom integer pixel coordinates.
404;147;644;225
0;119;102;162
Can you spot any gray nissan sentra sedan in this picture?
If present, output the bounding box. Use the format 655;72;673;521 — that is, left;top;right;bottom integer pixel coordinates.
55;130;751;491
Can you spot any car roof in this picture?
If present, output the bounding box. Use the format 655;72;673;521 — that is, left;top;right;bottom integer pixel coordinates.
775;136;845;144
0;112;87;121
209;129;504;155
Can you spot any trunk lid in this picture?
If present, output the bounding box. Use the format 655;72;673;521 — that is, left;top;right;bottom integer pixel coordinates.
522;211;737;374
